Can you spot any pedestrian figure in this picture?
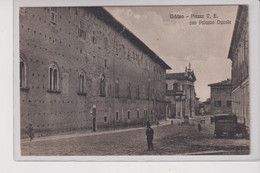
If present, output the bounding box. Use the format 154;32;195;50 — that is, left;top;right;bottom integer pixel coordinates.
27;122;34;141
146;122;154;151
198;122;202;133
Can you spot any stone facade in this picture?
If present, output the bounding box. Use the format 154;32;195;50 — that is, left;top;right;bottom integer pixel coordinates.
194;97;200;116
165;65;196;118
202;98;211;115
227;5;249;129
19;7;171;138
208;79;232;115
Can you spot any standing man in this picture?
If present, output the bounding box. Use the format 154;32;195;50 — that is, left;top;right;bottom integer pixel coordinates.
27;122;34;141
146;122;154;151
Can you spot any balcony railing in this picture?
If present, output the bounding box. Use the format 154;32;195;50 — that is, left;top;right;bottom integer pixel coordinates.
166;90;184;96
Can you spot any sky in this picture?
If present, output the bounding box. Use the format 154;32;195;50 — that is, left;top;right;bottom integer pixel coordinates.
105;6;238;102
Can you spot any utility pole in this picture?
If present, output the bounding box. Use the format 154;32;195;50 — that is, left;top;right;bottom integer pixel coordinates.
190;85;192;118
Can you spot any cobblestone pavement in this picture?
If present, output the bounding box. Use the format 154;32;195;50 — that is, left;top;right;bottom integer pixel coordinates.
21;121;249;156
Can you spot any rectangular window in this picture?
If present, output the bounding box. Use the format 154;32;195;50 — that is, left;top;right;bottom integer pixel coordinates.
173;83;178;91
137;110;139;118
115;80;119;98
116;112;119;121
136;85;140;99
92;31;96;44
104;116;107;123
104;59;107;67
127;83;131;98
144;110;147;117
50;7;57;25
214;101;222;107
227;101;232;107
166;84;168;90
147;86;150;100
115;41;119;55
78;20;86;40
104;38;108;50
127;49;130;59
127;111;130;120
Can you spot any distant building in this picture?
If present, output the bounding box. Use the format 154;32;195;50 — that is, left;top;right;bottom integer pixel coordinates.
195;97;200;116
166;64;196;118
19;7;171;138
202;98;211;115
208;79;232;115
227;5;249;129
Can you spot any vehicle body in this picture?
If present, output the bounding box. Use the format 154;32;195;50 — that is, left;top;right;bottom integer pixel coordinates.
214;113;237;138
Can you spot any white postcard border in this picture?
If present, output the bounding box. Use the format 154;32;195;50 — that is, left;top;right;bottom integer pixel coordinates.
13;0;260;161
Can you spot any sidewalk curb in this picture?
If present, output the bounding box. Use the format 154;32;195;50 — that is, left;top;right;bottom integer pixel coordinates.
21;120;171;144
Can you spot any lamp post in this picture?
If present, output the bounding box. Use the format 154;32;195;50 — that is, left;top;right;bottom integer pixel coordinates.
148;78;151;122
112;27;126;130
92;104;96;132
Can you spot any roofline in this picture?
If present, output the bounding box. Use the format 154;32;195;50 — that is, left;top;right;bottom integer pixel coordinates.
166;72;196;82
208;85;232;87
227;5;247;60
208;83;232;87
86;7;171;70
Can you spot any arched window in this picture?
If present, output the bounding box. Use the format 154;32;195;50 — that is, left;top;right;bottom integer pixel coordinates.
136;85;140;99
147;85;150;100
49;63;59;92
99;74;106;97
78;71;86;94
127;82;131;98
20;56;26;88
115;78;119;98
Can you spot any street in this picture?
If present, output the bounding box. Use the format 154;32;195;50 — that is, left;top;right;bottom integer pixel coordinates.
21;118;249;156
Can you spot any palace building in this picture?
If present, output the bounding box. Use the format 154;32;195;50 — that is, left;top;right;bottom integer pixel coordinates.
19;7;171;138
228;5;249;129
165;64;196;119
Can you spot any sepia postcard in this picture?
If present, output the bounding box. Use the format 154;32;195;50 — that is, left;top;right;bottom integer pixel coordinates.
13;0;259;161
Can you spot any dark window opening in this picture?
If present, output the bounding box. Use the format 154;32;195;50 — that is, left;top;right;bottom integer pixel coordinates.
49;63;59;92
99;74;106;97
78;20;86;40
173;83;178;91
116;112;119;121
214;101;222;107
115;79;119;98
79;72;85;94
127;82;131;98
227;101;232;107
20;61;25;88
136;85;140;99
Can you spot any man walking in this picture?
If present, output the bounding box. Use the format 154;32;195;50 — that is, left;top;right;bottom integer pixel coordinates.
146;122;154;151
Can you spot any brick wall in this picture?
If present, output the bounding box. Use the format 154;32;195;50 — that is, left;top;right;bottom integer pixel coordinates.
20;7;168;138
